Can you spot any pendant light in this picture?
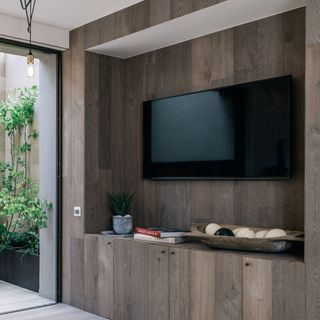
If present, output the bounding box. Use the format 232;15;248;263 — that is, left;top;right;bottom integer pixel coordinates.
20;0;36;78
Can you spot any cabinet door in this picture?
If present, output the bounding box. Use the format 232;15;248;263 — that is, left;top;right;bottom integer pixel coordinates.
148;244;170;320
215;253;243;320
169;248;216;320
84;235;114;318
98;237;114;319
113;240;169;320
243;258;305;320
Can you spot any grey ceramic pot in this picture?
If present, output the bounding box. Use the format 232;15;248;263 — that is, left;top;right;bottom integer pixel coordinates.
113;215;133;234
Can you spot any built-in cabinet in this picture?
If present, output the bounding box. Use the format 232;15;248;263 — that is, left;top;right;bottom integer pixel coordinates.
84;235;305;320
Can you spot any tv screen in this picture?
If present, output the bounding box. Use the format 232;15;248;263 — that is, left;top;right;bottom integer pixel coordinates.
143;75;292;179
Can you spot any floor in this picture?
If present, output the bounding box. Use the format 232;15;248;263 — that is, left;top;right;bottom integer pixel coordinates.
0;281;54;315
0;304;107;319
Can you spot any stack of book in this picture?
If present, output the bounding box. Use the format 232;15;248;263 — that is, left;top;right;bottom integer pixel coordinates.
134;227;186;244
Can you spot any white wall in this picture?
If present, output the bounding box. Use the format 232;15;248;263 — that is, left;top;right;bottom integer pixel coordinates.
0;13;69;49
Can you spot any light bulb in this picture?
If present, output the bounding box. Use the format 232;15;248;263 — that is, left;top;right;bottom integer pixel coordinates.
27;50;35;78
28;64;35;78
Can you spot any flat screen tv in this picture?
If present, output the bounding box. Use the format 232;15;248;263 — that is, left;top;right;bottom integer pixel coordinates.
143;75;292;179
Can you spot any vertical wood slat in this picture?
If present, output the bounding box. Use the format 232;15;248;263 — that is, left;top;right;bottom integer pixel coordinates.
190;251;216;320
98;237;114;319
113;240;132;320
62;27;86;309
169;248;191;320
306;2;320;319
148;245;170;320
272;260;306;320
243;258;273;320
215;253;243;320
84;235;99;313
83;235;114;318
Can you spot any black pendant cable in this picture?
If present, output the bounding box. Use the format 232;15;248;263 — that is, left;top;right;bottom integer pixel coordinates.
20;0;36;77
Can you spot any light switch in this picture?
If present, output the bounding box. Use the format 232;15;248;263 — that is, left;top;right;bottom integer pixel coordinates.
74;206;81;217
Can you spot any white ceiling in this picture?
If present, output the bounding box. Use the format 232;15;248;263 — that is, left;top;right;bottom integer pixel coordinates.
0;0;143;30
89;0;306;59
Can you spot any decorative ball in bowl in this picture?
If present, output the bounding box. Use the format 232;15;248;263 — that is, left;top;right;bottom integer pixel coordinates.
184;223;304;253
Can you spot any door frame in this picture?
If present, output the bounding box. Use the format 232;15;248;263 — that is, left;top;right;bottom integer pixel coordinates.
0;37;63;302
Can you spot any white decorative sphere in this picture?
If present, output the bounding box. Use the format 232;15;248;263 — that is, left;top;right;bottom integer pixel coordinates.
265;229;287;238
233;227;242;234
205;223;221;235
235;228;256;238
255;230;268;238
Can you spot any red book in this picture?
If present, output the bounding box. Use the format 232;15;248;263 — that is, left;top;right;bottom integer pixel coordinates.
135;227;185;238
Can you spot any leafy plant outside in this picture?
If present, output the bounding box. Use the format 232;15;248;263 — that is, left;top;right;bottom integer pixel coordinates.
108;192;135;216
0;86;52;256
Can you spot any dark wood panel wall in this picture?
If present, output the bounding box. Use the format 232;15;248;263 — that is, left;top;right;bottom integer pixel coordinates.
305;1;320;319
95;9;305;232
62;2;306;311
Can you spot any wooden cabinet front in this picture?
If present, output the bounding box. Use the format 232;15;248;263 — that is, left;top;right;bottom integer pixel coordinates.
84;236;305;320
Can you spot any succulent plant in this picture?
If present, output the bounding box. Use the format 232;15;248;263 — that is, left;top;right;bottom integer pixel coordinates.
107;192;135;217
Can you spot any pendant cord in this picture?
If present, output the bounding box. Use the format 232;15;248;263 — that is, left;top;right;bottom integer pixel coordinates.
20;0;36;51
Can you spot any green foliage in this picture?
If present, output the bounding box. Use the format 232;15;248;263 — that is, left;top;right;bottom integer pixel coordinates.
0;86;51;256
107;192;135;216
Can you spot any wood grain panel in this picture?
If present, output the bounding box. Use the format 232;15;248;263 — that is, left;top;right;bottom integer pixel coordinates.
97;237;114;319
306;0;320;45
272;260;306;320
71;238;84;308
215;253;242;320
148;245;169;320
84;52;115;233
62;27;86;308
190;251;216;320
306;3;320;320
84;235;98;313
243;258;272;320
113;239;132;320
169;248;191;320
130;242;149;320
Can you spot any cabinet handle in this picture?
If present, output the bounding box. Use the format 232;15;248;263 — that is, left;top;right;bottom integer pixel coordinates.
161;250;166;254
170;252;175;255
107;242;112;245
245;262;250;266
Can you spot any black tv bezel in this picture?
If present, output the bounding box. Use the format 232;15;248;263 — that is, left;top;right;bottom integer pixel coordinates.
143;75;293;180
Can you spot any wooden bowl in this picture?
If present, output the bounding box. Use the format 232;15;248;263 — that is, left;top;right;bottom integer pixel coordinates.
184;224;304;253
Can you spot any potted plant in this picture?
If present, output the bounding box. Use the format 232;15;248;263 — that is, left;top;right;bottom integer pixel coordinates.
108;192;135;234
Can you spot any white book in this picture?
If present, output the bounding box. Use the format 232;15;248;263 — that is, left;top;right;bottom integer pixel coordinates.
134;233;185;244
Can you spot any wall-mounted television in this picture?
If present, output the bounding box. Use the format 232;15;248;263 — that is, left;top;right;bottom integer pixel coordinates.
143;75;292;179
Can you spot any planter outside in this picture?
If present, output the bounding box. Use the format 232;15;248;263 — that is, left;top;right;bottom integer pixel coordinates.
113;215;133;234
0;249;39;292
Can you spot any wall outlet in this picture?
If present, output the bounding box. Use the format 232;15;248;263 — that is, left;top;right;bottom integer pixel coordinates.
74;206;81;217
